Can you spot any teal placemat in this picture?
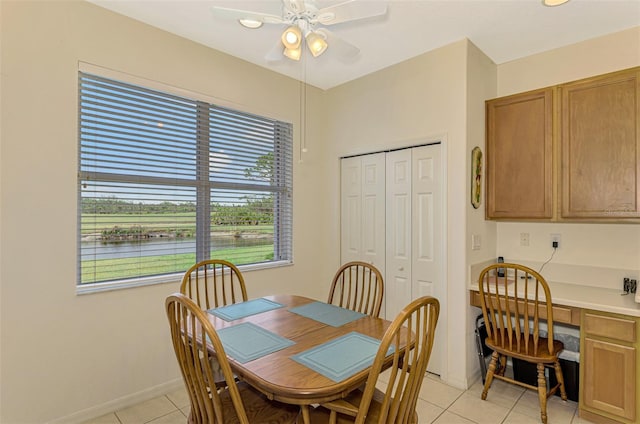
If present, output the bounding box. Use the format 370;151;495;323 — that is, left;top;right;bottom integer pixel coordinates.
216;322;295;363
292;332;393;382
288;302;365;327
208;298;284;321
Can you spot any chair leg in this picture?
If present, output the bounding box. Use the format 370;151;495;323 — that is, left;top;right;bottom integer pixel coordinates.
498;355;507;376
329;410;337;424
553;360;568;401
537;363;548;424
482;351;499;400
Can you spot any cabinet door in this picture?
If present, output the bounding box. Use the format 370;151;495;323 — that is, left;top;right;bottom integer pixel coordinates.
561;68;640;218
485;88;553;219
582;337;636;421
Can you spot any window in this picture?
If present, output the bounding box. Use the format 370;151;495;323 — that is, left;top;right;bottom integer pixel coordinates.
78;70;293;290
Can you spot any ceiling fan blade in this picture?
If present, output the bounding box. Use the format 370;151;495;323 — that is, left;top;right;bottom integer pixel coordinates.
211;6;285;25
316;0;388;26
317;28;360;58
283;0;308;14
265;39;286;63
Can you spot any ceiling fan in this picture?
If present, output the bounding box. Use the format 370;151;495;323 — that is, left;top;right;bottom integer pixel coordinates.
211;0;388;62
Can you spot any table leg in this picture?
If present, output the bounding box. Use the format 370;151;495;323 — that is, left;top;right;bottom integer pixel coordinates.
301;405;310;424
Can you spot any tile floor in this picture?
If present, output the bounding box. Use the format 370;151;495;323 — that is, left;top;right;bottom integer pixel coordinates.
82;372;595;424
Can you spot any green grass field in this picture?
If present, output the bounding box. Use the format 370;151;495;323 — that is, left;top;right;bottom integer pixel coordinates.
80;244;274;284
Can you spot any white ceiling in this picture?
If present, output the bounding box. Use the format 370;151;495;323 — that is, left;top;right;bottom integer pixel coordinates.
88;0;640;90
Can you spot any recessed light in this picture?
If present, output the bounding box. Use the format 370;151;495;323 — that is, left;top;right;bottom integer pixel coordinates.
543;0;570;6
239;18;262;29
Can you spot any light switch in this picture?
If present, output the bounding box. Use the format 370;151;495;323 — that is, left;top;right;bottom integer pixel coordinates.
472;234;481;250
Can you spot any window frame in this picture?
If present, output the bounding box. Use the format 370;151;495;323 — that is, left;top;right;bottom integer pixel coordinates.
77;63;293;294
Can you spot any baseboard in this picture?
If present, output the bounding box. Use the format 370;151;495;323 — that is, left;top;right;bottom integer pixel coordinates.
442;372;470;390
48;378;184;424
578;408;627;424
466;368;483;388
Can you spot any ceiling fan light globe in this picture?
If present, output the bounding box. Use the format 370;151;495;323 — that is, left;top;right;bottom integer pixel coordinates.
283;46;302;61
239;18;263;29
306;31;328;57
285;32;299;44
282;26;302;49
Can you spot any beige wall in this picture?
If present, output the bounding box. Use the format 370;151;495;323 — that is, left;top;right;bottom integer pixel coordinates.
464;40;497;382
325;39;471;387
494;27;640;286
323;38;503;387
2;0;638;421
498;27;640;96
0;1;333;422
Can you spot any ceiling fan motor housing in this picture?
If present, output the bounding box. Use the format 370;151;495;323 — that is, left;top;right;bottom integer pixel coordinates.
212;0;389;61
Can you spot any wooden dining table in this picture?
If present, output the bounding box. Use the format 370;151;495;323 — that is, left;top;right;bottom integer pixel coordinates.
202;294;407;423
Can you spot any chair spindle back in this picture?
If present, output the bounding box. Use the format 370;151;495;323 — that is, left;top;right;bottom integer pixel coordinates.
328;261;384;318
478;263;555;356
356;296;439;424
165;293;249;423
180;259;248;310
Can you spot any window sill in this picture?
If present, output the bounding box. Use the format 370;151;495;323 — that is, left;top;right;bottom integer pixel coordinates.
76;259;294;295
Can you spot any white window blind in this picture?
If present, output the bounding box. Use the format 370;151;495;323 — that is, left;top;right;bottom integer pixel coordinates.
78;72;292;288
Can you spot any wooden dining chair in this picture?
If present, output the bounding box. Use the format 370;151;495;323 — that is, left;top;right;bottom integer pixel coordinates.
328;261;384;318
478;263;567;424
179;259;248;389
309;296;440;424
180;259;248;310
165;293;300;424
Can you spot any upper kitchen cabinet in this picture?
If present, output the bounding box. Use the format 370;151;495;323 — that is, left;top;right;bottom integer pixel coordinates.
485;66;640;222
485;88;554;220
560;68;640;220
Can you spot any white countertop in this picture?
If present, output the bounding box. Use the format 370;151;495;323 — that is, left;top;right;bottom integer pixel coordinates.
469;280;640;318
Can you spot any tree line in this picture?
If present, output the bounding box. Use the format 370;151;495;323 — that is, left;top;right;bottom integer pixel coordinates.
83;196;275;226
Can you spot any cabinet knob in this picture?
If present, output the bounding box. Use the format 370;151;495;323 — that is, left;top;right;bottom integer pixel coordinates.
398;267;404;271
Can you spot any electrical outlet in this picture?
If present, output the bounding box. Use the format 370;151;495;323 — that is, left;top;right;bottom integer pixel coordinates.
623;278;636;294
550;233;561;249
624;278;630;293
519;232;530;246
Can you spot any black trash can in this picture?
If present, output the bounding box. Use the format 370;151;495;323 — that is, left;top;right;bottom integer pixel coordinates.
474;314;492;383
512;349;579;402
557;351;580;402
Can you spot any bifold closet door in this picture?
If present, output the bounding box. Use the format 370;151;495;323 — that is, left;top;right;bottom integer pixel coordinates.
340;153;386;279
385;144;443;375
342;145;443;375
385;149;412;322
411;144;443;375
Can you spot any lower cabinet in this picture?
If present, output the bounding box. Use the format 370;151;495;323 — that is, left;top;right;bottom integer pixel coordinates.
580;310;639;423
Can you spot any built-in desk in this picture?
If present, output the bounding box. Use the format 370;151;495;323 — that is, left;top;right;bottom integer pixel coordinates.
469;281;640;424
469;280;640;319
